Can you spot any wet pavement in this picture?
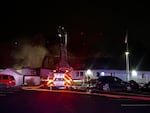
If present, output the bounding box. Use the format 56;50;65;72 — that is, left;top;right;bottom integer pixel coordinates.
0;86;150;113
0;88;150;113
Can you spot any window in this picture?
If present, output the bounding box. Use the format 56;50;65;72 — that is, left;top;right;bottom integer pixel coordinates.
3;75;8;80
76;72;80;77
96;72;100;77
113;77;121;83
10;76;15;80
142;73;144;78
80;72;84;76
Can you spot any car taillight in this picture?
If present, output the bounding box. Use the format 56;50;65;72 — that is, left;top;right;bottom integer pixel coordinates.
8;80;15;86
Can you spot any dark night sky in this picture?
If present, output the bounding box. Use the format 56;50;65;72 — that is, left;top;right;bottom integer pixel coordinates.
0;1;150;70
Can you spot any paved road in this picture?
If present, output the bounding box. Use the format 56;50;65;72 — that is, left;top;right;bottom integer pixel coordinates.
0;89;150;113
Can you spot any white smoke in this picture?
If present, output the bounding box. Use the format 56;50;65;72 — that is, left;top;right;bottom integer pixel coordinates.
13;44;48;68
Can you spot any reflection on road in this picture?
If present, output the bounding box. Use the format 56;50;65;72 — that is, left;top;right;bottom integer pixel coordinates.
21;87;150;101
0;88;150;113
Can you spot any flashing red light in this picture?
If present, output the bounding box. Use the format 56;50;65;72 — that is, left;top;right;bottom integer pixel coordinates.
66;70;69;73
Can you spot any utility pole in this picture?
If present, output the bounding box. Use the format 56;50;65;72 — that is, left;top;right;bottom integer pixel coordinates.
57;26;71;72
125;31;130;81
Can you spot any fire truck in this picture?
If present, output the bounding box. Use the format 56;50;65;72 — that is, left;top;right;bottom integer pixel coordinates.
45;26;73;90
46;68;73;89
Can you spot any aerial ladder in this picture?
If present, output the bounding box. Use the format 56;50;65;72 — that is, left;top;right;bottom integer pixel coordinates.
46;26;73;89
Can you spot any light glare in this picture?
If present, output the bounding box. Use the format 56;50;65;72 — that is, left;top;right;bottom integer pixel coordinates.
132;70;137;77
86;69;92;75
100;72;105;76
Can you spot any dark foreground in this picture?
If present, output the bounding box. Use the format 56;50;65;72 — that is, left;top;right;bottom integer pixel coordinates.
0;89;150;113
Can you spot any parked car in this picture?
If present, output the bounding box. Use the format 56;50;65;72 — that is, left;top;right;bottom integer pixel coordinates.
141;81;150;92
0;74;16;88
129;80;140;91
96;76;132;92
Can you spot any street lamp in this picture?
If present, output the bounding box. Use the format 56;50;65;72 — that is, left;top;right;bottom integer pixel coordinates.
100;72;105;76
86;69;92;75
125;31;130;81
125;51;130;81
131;70;137;77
